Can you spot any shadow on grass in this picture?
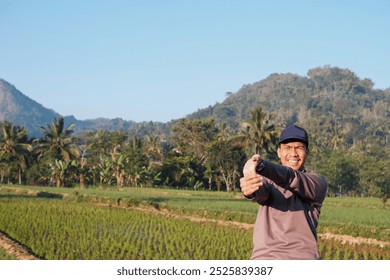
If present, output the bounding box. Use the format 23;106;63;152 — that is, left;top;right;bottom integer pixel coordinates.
0;192;63;200
36;191;63;199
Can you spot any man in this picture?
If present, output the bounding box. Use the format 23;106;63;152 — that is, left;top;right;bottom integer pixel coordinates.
240;125;328;259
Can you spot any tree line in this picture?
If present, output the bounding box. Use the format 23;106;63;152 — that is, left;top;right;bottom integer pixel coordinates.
1;106;389;197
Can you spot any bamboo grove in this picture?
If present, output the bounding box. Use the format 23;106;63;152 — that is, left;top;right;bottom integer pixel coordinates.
0;105;389;197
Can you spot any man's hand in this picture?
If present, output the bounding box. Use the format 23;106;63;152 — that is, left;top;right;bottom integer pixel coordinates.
240;155;263;198
243;154;261;176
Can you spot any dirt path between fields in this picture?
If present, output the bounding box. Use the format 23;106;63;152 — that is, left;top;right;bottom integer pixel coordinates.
1;204;388;260
0;232;40;260
317;232;390;248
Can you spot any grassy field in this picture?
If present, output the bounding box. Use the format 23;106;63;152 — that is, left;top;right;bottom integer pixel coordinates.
0;247;14;260
0;185;389;260
319;197;390;241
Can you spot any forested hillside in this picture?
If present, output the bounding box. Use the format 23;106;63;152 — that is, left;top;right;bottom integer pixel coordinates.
189;66;390;147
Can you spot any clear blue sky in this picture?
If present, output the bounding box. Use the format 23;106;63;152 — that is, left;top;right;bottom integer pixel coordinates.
0;0;389;122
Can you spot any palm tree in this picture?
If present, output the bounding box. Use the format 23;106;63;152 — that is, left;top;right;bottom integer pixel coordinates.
33;117;80;187
144;134;162;162
328;122;345;151
241;107;278;156
217;123;231;141
0;121;32;184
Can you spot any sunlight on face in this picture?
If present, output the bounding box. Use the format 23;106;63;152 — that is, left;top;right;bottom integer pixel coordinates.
277;141;308;171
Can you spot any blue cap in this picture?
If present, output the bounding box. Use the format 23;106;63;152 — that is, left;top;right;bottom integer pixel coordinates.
278;125;309;147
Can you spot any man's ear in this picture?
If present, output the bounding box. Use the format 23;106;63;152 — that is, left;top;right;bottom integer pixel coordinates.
277;146;281;159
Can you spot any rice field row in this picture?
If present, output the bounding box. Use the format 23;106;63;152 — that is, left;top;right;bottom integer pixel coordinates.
0;185;389;260
0;196;252;260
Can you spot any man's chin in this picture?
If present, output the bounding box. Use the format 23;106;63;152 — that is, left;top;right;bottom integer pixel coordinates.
286;163;302;170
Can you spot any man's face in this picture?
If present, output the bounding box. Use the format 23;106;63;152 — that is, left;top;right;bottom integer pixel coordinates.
277;141;308;171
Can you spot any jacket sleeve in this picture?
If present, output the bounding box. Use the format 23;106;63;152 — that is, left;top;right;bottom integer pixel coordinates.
258;160;328;206
245;177;272;204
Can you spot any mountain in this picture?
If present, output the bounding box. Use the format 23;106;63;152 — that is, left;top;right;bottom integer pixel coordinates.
0;79;61;137
0;79;142;137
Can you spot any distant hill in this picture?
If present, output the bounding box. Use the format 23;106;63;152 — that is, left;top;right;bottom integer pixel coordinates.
188;66;390;147
0;79;61;137
0;78;142;137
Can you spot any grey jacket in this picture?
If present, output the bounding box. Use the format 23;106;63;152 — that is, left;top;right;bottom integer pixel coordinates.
249;160;328;260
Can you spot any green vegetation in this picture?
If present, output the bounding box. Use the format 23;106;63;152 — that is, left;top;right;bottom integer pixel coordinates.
1;66;390;197
0;247;14;260
0;185;389;260
0;187;252;260
0;185;259;223
320;198;390;241
1;66;389;260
